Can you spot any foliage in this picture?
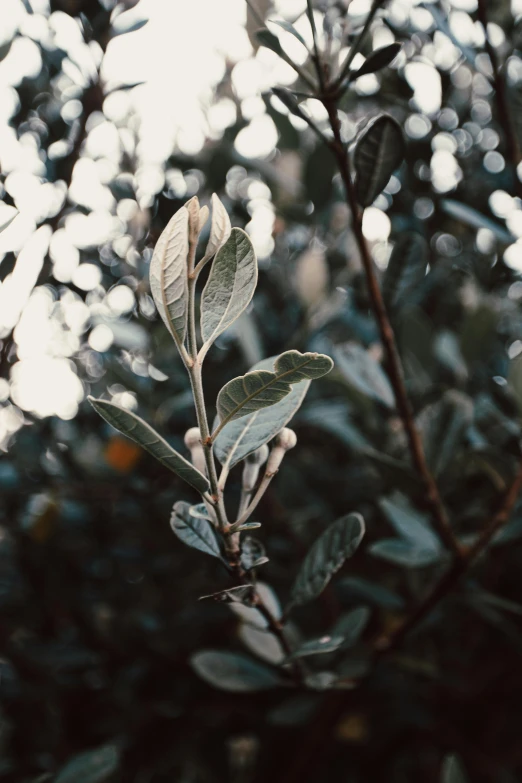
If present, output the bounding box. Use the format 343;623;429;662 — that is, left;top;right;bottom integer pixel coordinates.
2;0;522;781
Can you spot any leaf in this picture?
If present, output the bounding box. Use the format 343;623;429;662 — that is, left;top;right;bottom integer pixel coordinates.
331;607;371;647
289;514;365;608
200;228;257;350
170;502;221;559
379;493;441;551
214;356;310;468
382;232;428;311
199;584;255;603
256;28;285;57
191;650;284;692
241;536;268;571
271;87;310;123
351;43;402;80
55;745;119;783
441;755;468;783
228;582;281;629
204;193;231;260
334;343;394;408
338;577;404;609
440;199;514;244
369;539;441;568
239;624;286;664
270;19;307;47
88;398;210;495
216;350;333;428
354;115;405;207
416;391;473;477
288;635;344;660
149;206;189;348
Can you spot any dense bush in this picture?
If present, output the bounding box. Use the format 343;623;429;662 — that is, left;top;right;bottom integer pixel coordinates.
2;0;522;781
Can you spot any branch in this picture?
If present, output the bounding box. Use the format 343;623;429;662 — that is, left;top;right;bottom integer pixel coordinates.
321;95;461;558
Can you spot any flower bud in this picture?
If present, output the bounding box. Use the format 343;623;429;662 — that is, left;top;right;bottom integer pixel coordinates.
184;427;206;476
266;428;297;476
242;444;269;492
275;428;297;451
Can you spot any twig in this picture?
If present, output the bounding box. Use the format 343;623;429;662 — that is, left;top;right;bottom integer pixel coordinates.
335;0;386;85
476;0;521;187
376;457;522;654
321;94;462;558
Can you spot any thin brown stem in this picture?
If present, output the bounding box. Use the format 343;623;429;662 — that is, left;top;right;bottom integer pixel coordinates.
476;0;521;186
377;457;522;655
321;95;462;559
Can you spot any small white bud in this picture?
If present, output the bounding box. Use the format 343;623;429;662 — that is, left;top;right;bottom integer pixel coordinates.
275;428;297;452
242;445;270;492
266;429;297;476
246;444;269;466
184;427;206;476
184;427;202;449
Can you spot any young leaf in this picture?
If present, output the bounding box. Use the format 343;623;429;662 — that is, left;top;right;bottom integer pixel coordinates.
191;650;284;692
215;350;333;429
88;398;210;495
55;745;119;783
354;115;405;207
200;228;257;351
170;501;221;559
256;28;285;57
289;513;365;608
287;635;344;660
149;206;189;348
379;493;441;552
441;755;468;783
270;19;307;47
334;343;394;408
369;539;440;568
382;232;428;311
203;193;231;261
241;536;268;571
214;355;310;468
350;43;402;80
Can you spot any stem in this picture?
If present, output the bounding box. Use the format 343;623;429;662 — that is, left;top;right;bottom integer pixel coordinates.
476;0;521;187
235;471;275;527
306;0;325;91
336;0;385;85
322;95;462;559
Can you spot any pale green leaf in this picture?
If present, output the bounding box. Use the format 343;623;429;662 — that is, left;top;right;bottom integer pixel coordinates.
200;228;257;350
191;650;284;692
334;343;394;408
289;513;365;608
149;206;189;348
214;355;310;468
239;624;286;664
354;114;405;207
88;397;210;494
170;501;221;559
216;350;333;428
331;607;371;647
55;745;119;783
228;582;281;629
204;193;231;260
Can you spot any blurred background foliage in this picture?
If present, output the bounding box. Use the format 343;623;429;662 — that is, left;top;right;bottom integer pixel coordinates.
3;0;522;780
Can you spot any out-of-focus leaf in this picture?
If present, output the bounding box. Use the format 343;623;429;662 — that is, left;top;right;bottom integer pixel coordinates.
214;356;310;468
55;745;119;783
240;536;269;571
335;343;395;408
350;43;402;80
191;650;284;692
228;582;281;629
379;493;441;551
441;755;468;783
88;398;210;494
289;514;365;608
0;213;17;233
440;199;513;243
338;577;404;609
170;502;221;559
382;232;428;311
354;115;405;207
331;607;371;647
110;16;148;37
200;228;257;351
416;391;473;477
287;635;344;660
149;206;189;349
239;624;286;664
216;351;333;427
199;584;255;603
369;539;441;568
